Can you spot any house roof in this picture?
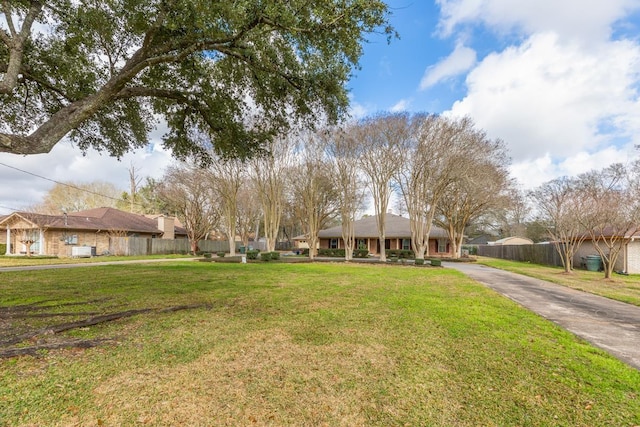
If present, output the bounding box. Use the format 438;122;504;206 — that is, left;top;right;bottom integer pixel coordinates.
0;207;187;236
317;213;448;239
491;236;534;245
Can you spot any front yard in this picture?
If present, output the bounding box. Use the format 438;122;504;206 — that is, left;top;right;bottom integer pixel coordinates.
1;262;638;426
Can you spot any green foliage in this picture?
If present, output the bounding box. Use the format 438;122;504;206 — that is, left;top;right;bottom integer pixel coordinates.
415;258;425;266
216;252;226;258
353;249;369;258
260;252;271;262
461;245;478;255
318;248;345;257
430;258;442;267
269;251;280;261
246;250;260;260
387;249;415;259
0;1;393;160
203;253;212;259
0;244;5;254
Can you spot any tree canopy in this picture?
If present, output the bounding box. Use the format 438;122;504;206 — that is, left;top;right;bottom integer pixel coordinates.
0;0;392;162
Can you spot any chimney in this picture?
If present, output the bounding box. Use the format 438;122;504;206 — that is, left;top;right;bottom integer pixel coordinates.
158;215;175;239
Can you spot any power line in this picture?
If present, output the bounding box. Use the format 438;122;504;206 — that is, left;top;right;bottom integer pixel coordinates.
0;161;145;208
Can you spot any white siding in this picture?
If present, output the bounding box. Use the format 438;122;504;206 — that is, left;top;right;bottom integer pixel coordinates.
626;241;640;274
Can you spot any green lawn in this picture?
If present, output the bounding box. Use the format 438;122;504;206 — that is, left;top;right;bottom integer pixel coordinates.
0;253;194;268
1;262;638;426
476;257;640;306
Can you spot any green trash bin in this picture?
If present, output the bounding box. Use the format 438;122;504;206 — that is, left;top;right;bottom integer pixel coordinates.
239;246;246;254
585;255;602;271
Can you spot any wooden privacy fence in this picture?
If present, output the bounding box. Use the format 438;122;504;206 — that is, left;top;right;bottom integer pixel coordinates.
477;244;563;267
109;237;230;256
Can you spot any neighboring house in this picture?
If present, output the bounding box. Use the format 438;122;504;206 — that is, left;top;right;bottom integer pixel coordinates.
0;207;186;257
489;236;534;246
572;229;640;274
466;235;492;245
291;235;320;250
316;213;452;256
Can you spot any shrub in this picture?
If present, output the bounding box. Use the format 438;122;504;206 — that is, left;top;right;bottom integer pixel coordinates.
387;249;415;259
216;251;226;258
203;252;212;259
270;251;280;260
0;243;5;254
353;249;369;258
461;245;478;256
246;250;260;260
414;258;425;266
318;248;346;257
260;252;271;262
430;258;442;267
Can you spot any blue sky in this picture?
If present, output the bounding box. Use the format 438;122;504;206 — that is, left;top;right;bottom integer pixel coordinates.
348;0;640;190
2;0;640;213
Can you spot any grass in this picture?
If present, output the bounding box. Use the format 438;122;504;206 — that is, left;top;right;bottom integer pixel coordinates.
0;253;194;268
1;262;639;426
476;257;640;306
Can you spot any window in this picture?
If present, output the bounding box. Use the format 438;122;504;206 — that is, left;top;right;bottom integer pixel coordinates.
329;239;338;249
64;235;78;245
402;239;411;250
357;239;367;250
437;239;447;253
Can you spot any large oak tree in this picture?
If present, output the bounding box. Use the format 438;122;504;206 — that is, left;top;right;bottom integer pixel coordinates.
0;1;391;161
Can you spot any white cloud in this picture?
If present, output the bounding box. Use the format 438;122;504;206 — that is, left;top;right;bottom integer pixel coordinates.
436;0;640;43
446;32;640;165
0;140;174;214
390;99;411;112
510;146;637;190
420;43;477;89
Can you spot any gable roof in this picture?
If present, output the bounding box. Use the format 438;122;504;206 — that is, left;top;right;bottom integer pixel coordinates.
318;213;448;239
0;208;187;236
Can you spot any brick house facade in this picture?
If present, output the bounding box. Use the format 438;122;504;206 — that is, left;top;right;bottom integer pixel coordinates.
1;207;186;257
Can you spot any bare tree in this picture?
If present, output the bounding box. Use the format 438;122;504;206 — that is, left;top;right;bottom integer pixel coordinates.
290;133;339;259
236;185;262;251
127;163;143;213
251;137;292;252
529;177;588;273
435;132;511;258
159;163;219;254
487;187;530;238
356;113;409;261
576;164;640;279
32;181;121;214
326;127;365;261
210;157;246;256
19;230;38;257
395;114;465;260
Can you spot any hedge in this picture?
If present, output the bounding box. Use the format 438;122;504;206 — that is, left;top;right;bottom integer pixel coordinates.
246;250;260;260
353;249;369;258
318;248;346;257
260;252;271;262
387;249;415;259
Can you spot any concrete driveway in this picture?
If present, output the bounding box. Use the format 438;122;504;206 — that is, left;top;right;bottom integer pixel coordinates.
444;262;640;371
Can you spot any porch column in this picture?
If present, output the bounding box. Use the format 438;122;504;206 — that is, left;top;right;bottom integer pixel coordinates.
5;226;10;255
39;229;45;255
